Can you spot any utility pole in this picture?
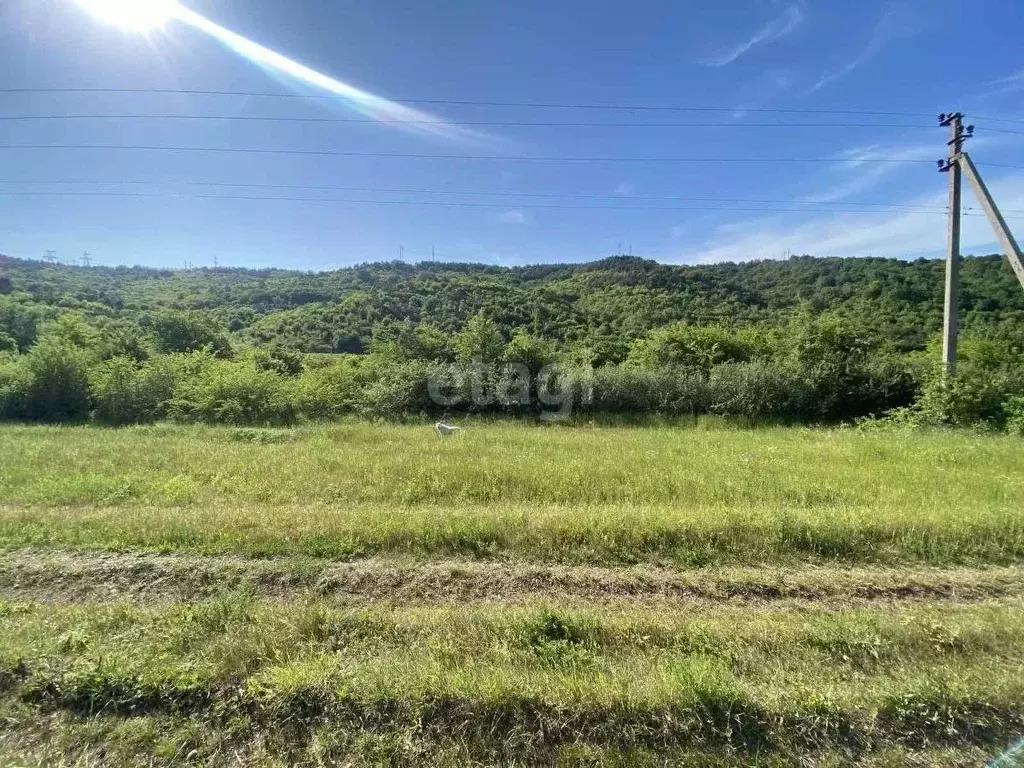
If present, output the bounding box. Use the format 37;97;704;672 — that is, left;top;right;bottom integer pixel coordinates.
213;254;219;269
936;114;1024;375
938;112;968;373
81;251;92;268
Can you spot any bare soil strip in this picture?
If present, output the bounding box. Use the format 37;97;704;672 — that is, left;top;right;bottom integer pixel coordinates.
1;549;1021;606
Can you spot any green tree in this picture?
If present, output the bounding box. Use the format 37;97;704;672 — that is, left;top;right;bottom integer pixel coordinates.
503;329;556;374
627;323;751;372
146;310;232;357
454;313;504;364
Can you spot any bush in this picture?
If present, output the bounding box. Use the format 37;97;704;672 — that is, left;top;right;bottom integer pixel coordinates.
19;338;92;422
911;368;1019;428
1006;396;1024;436
168;360;297;426
254;345;304;377
355;360;434;419
297;357;364;420
90;356;177;426
0;353;28;419
708;361;813;421
841;355;921;420
588;365;710;415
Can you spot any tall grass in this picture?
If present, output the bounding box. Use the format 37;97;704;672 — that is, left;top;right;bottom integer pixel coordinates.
1;597;1022;764
1;423;1022;565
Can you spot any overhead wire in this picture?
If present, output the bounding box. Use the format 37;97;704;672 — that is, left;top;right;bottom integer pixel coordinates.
0;179;955;212
0;143;942;164
0;114;939;129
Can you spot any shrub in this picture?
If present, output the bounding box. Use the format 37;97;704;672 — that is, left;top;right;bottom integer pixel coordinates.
0;353;28;419
297;357;364;420
16;339;92;422
168;360;297;426
588;365;710;415
1006;396;1024;436
355;360;434;419
90;356;177;426
708;361;813;421
911;367;1019;428
253;345;304;377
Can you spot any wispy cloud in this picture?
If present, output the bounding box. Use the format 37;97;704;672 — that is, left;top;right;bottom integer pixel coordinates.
979;68;1024;100
615;182;636;197
802;136;995;204
684;172;1024;264
809;1;924;93
498;210;527;224
801;142;938;203
701;3;804;67
989;69;1024;88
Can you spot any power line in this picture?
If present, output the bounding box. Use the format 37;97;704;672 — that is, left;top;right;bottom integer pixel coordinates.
970;161;1024;171
0;179;954;213
7;87;1024;127
0;143;940;164
969;114;1024;127
971;124;1024;136
0;189;979;217
5;190;1017;220
0;114;938;130
0;88;942;118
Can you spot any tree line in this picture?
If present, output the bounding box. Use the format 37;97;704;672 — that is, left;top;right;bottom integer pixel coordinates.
1;253;1022;430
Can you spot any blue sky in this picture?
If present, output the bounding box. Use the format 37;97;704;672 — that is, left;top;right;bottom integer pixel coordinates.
1;0;1023;270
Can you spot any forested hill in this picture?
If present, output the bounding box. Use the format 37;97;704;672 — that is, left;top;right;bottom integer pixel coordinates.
2;253;1022;360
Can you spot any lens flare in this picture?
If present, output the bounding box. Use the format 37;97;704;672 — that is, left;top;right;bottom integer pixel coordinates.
75;0;179;31
72;0;491;144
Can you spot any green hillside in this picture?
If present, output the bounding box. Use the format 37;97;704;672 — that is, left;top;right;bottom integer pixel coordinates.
1;252;1023;428
3;253;1023;356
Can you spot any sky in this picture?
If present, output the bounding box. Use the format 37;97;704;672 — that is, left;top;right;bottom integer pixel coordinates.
1;0;1023;270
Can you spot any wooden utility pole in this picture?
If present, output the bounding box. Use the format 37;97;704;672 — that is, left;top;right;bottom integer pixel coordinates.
938;112;967;373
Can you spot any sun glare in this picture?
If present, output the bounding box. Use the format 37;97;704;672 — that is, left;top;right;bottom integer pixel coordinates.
75;0;179;31
70;0;492;145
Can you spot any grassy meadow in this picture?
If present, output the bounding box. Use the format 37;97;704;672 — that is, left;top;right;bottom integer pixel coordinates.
0;421;1023;766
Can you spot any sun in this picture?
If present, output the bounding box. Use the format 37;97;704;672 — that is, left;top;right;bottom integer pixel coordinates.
74;0;179;32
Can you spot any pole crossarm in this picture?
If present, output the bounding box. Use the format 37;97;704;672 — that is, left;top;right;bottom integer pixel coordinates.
958;151;1024;291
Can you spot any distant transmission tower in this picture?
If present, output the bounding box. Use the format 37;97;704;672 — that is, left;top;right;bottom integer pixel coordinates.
81;252;92;268
44;250;57;264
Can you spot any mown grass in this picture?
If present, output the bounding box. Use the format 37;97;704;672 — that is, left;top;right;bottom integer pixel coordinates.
0;423;1022;565
3;422;1024;765
0;596;1022;765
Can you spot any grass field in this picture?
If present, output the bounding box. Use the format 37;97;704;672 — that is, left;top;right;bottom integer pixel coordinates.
0;422;1022;766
